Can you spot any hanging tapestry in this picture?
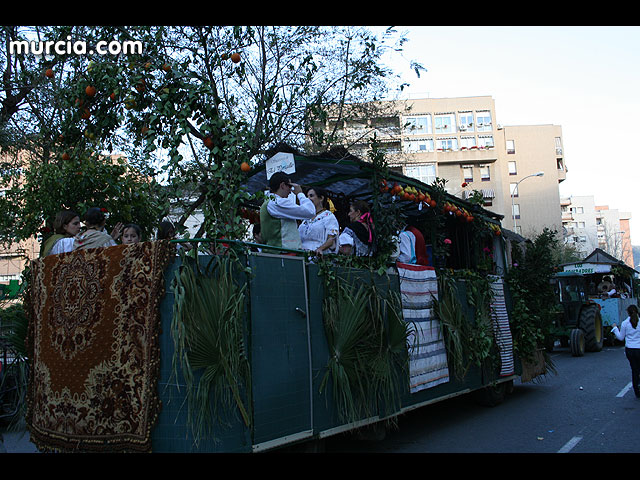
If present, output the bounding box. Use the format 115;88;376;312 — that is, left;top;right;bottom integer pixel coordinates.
489;276;515;377
24;241;175;452
397;263;450;393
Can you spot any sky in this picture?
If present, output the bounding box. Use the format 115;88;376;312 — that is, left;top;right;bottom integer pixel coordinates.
376;26;640;243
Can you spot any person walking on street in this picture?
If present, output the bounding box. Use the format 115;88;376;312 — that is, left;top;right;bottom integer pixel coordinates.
612;304;640;398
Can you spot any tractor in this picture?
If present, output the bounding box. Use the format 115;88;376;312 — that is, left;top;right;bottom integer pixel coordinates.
549;271;604;357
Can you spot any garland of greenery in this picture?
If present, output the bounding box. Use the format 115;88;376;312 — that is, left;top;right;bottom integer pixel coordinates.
504;229;558;377
431;270;500;380
170;250;252;446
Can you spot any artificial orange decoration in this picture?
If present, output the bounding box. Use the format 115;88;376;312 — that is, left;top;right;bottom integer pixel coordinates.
240;161;251;172
45;68;54;78
85;85;96;97
231;52;241;63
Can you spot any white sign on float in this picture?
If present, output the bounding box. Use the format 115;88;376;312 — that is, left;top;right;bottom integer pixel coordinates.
265;152;296;180
563;263;612;275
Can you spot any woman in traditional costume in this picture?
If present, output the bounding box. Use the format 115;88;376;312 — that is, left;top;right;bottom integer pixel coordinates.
340;200;374;256
40;210;81;256
73;207;119;251
298;187;340;256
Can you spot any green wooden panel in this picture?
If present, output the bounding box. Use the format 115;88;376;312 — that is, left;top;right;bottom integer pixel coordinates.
151;255;252;453
249;254;312;446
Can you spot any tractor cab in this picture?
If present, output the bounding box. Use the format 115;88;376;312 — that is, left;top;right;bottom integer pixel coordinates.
552;271;588;329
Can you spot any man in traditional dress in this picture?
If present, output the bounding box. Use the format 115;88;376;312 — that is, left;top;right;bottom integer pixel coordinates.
259;171;315;250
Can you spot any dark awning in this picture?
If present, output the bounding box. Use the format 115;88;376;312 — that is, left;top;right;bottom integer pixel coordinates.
243;145;502;222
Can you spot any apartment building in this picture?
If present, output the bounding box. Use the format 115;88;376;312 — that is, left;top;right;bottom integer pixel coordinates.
317;96;566;237
561;195;633;268
0;151;39;287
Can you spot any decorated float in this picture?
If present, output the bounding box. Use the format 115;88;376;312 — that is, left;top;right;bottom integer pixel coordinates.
20;146;549;452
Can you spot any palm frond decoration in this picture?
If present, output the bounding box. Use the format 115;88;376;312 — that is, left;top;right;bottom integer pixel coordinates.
320;281;372;423
170;255;251;446
320;273;413;425
367;287;413;422
431;274;472;380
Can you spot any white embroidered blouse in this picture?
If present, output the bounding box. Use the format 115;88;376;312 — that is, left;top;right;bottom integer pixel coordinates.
298;210;340;253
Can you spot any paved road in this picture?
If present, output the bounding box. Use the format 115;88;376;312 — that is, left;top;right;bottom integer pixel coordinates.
2;344;638;453
324;343;640;453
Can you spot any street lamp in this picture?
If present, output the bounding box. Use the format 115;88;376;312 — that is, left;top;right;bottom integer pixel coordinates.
511;171;544;232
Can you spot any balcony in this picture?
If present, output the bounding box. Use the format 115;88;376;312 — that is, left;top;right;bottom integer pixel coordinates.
409;146;498;164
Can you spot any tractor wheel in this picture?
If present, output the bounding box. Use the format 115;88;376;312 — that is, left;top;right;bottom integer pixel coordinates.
580;305;604;352
570;328;585;357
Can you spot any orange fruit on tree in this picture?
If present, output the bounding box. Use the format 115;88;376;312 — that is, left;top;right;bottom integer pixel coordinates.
230;52;241;63
162;63;171;72
240;161;251;172
61;152;70;161
45;68;54;78
85;85;96;97
81;108;91;120
203;136;214;149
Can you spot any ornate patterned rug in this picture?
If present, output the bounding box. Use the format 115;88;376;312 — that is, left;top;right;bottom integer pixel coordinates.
24;240;175;452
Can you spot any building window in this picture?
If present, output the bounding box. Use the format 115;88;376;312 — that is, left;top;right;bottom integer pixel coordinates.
508;161;517;175
404;138;434;153
458;111;474;132
476;111;492;132
460;136;476;149
510;182;518;197
479;135;494;148
434;113;456;134
404;116;432;135
557;158;564;170
436;137;458;151
555;137;563;155
512;203;520;219
506;139;515;154
404;164;436;184
462;165;473;182
480;165;490;181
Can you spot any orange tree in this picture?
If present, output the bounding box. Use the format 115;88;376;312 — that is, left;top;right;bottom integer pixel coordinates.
1;26;419;246
0;26;165;244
